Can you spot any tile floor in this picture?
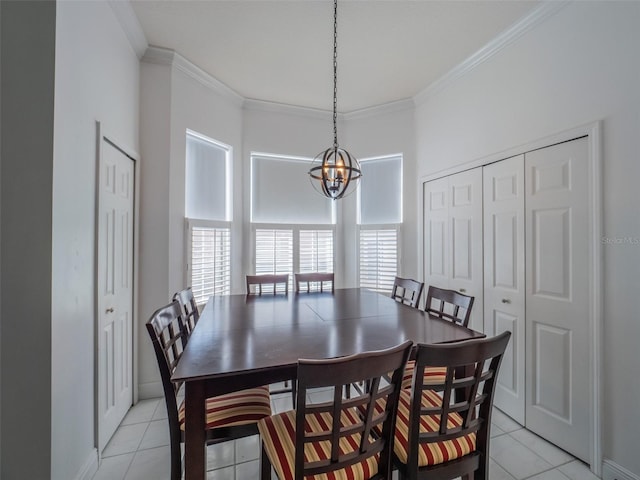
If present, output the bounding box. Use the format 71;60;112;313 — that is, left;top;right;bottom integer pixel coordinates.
92;385;600;480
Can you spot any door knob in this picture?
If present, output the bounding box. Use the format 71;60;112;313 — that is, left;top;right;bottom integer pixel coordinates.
459;288;467;293
106;307;114;313
501;299;511;304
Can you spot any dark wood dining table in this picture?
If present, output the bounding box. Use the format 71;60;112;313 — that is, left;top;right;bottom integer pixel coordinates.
172;287;484;479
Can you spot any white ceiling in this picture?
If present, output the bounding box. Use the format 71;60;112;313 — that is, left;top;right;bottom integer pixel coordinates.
130;0;540;113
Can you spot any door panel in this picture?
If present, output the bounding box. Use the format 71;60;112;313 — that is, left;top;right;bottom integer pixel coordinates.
98;138;134;451
483;156;525;424
525;137;590;462
448;169;483;332
424;177;450;290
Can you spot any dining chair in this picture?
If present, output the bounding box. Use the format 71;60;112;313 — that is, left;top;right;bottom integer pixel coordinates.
246;273;290;295
391;277;424;308
392;332;511;480
402;286;476;390
294;272;334;293
258;340;413;480
146;301;272;480
172;287;200;341
423;285;474;327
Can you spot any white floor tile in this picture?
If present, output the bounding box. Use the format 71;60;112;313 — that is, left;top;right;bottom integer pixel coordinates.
558;460;601;480
138;420;170;450
510;428;575;467
492;408;524;434
91;453;135;480
124;446;171;480
152;401;169;420
526;468;573;480
206;466;235;480
103;423;148;457
490;433;553;479
121;399;160;426
206;441;235;471
235;459;259;479
489;458;517;480
235;435;260;463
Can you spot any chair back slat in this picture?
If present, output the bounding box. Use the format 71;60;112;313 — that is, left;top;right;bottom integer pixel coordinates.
294;341;412;480
172;287;200;341
404;332;511;479
424;285;475;327
391;277;424;308
295;272;334;293
246;274;289;295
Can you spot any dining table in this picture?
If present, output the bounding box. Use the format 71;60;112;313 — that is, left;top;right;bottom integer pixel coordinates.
172;287;485;479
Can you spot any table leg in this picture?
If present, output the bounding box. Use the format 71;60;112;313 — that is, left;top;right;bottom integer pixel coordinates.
184;381;206;480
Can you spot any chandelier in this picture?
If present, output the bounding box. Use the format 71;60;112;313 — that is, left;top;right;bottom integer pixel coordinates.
309;0;361;200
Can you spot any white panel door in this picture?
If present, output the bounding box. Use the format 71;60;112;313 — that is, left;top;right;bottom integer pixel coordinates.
98;139;134;451
483;156;525;424
423;177;450;293
525;137;590;461
448;168;484;332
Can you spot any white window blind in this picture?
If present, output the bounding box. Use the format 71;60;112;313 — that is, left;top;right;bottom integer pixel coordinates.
251;154;334;224
359;228;398;294
299;230;334;274
188;221;231;304
254;227;334;292
185;131;230;221
358;155;402;225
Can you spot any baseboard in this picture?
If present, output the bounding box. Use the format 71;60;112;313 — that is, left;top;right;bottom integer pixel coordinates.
74;448;98;480
602;459;640;480
138;380;163;399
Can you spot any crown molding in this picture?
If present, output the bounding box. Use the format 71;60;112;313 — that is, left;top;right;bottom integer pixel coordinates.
108;0;148;59
243;98;333;120
343;98;414;121
414;1;569;105
141;46;244;107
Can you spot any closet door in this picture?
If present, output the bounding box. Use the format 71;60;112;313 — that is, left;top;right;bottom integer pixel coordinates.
483;156;525;425
423;177;450;291
525;137;590;461
448;169;484;332
423;169;483;331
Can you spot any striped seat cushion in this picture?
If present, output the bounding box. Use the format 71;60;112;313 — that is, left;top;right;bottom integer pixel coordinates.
258;408;380;480
178;385;271;430
401;360;447;389
393;389;476;466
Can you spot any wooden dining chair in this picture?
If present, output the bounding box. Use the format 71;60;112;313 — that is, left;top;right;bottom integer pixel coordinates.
146;301;272;480
258;341;413;480
246;273;290;295
294;272;334;293
172;287;200;341
424;285;474;327
392;332;511;480
402;286;476;390
391;277;424;308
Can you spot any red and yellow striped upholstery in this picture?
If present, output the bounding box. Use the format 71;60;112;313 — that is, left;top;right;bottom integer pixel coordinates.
401;360;447;390
258;408;381;480
393;389;476;466
178;385;271;431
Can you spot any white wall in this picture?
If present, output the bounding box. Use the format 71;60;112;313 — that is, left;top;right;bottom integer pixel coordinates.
138;53;244;397
52;2;140;478
415;2;640;476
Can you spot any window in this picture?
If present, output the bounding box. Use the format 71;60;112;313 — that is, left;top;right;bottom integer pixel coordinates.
251;153;336;289
253;226;334;292
357;155;402;293
185;131;232;303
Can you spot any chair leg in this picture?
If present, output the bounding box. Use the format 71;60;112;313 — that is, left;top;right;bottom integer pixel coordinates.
291;379;297;408
260;443;272;479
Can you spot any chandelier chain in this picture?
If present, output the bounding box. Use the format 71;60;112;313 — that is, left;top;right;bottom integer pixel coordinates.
333;0;338;148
